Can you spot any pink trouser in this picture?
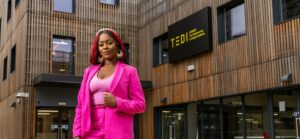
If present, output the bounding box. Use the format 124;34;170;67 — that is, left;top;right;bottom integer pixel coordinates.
84;105;105;139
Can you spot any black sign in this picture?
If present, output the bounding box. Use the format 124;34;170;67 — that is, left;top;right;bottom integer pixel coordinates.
168;7;212;62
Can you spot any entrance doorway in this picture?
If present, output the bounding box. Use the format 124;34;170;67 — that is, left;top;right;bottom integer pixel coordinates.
36;107;75;139
155;106;187;139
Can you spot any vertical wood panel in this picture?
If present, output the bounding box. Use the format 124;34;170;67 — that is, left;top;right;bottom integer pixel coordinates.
138;0;300;138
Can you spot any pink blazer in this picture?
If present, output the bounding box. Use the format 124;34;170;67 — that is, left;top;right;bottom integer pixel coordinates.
73;61;146;139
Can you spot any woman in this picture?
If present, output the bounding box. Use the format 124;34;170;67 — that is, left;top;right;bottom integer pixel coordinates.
73;28;146;139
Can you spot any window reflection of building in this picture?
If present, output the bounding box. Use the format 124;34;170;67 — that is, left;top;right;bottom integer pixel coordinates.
158;107;186;139
201;99;221;139
193;90;299;139
273;91;297;138
52;37;74;75
244;93;269;138
222;96;243;138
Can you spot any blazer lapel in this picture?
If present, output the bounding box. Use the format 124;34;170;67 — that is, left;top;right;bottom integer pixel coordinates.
87;64;101;91
110;61;124;94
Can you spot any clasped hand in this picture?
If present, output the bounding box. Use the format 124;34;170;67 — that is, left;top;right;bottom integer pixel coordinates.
103;92;116;107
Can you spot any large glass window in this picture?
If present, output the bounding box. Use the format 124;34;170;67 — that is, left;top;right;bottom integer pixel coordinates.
52;37;74;75
273;0;300;23
282;0;300;20
153;33;169;67
245;93;270;138
222;96;244;138
273;90;297;138
99;0;119;5
217;0;246;43
53;0;74;13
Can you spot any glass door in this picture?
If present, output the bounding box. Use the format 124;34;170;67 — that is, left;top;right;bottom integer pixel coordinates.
155;106;186;139
36;107;75;139
273;90;297;139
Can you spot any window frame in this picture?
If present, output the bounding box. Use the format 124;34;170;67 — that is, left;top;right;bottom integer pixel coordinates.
10;45;16;73
53;0;75;14
123;43;130;65
52;35;75;75
153;33;169;67
273;0;300;24
217;0;246;44
99;0;120;5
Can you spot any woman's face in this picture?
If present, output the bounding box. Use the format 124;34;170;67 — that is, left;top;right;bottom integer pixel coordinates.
98;33;118;61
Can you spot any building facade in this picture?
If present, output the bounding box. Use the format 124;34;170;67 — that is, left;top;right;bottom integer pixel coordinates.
137;0;300;139
0;0;143;139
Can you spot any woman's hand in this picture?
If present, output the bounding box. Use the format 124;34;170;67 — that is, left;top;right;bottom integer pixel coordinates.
73;137;81;139
104;92;116;107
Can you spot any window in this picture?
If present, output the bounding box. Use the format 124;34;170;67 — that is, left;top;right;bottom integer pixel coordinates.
273;0;300;23
52;36;75;75
124;43;130;64
7;0;12;22
10;45;16;73
15;0;20;8
244;93;270;138
3;56;7;81
199;99;221;138
222;96;244;138
273;90;297;138
217;0;246;43
99;0;119;5
153;33;168;67
54;0;74;13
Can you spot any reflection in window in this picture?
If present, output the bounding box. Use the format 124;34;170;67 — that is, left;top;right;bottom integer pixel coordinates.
52;37;74;75
217;0;246;43
281;0;300;20
273;90;296;138
222;96;243;138
200;99;221;139
100;0;119;5
153;33;169;67
54;0;74;13
159;107;186;139
244;93;270;138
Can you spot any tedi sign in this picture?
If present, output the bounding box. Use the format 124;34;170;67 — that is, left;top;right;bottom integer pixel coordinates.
168;7;212;62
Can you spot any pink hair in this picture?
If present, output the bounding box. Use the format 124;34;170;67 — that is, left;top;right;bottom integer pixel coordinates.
90;29;126;65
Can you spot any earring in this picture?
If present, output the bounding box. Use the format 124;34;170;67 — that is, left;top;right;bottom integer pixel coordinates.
117;50;123;60
98;56;103;63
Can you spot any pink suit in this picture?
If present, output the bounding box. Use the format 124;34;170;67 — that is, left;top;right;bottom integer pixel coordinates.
73;61;146;139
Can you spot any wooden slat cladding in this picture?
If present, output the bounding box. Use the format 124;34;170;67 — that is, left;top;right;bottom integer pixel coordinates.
138;0;300;138
1;0;140;139
0;0;28;137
